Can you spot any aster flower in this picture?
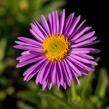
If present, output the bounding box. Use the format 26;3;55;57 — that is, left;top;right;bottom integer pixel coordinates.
14;9;100;90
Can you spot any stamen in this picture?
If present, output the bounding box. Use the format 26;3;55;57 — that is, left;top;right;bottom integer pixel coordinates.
42;34;70;61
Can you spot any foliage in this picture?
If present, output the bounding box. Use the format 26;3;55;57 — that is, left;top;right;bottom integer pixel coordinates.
0;0;109;109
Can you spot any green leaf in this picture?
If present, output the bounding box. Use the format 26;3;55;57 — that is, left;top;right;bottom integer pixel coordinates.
0;38;7;61
39;91;73;109
81;70;94;99
95;67;108;98
71;80;80;102
106;106;109;109
0;91;6;101
0;38;7;74
17;101;35;109
81;58;100;100
0;62;6;75
16;91;41;107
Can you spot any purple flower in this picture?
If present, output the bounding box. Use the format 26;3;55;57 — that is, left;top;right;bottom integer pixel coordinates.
14;9;100;90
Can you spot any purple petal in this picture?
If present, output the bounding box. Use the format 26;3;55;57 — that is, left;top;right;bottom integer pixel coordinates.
51;62;56;83
77;66;88;76
63;81;67;90
55;10;59;34
56;73;61;91
63;60;72;80
75;31;95;43
40;14;50;34
30;29;43;42
21;51;30;55
71;48;100;54
30;23;45;39
67;56;94;71
28;50;42;55
71;26;92;41
48;13;53;35
65;61;80;85
74;19;86;33
41;62;52;83
42;81;47;91
36;60;50;84
76;54;94;60
34;20;48;36
70;54;98;65
48;83;53;90
16;55;44;68
59;9;65;34
23;58;46;80
57;62;64;86
64;13;75;35
84;40;100;46
65;58;82;76
16;53;36;61
71;71;81;85
67;15;81;36
61;61;71;86
52;11;56;34
57;63;67;89
56;62;61;87
14;45;42;52
15;41;39;48
17;37;41;46
47;63;55;90
24;69;40;82
87;48;101;53
71;37;97;47
70;48;90;54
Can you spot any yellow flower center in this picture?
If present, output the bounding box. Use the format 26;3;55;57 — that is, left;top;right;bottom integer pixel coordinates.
42;34;70;61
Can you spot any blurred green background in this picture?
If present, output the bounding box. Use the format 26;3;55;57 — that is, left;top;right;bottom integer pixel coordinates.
0;0;109;109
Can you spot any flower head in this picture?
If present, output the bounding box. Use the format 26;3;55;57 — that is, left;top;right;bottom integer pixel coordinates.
14;9;100;90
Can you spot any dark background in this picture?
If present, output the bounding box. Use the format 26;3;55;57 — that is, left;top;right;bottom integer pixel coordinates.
64;0;108;69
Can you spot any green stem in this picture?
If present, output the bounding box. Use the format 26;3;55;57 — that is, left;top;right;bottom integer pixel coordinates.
71;80;80;102
40;92;73;109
